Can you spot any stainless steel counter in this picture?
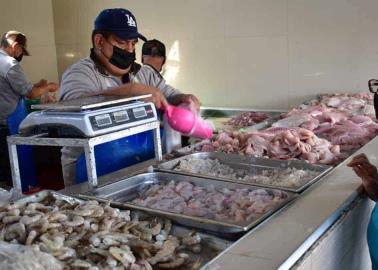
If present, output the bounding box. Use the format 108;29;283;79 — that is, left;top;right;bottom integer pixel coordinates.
61;137;378;270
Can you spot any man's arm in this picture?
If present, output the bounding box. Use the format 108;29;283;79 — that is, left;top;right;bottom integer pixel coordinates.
135;66;199;110
6;65;58;99
27;82;58;99
99;83;168;109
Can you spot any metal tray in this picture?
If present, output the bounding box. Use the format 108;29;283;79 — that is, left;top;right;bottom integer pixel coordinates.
80;172;296;234
200;107;286;118
164;141;205;160
157;152;333;193
201;107;284;132
11;189;83;205
126;212;233;269
158;221;233;269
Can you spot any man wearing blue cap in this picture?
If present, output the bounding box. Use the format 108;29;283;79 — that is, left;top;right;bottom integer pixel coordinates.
59;8;168;186
60;8;166;107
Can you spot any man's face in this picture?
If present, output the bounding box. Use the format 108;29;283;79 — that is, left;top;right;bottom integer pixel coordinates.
143;55;165;72
95;33;138;76
14;43;24;59
7;40;24;59
102;34;138;56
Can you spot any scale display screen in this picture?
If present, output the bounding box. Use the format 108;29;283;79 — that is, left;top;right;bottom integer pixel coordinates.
94;114;112;127
133;107;147;118
113;111;129;122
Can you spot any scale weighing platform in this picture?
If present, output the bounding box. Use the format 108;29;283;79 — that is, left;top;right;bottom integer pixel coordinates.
20;95;158;137
7;95;163;193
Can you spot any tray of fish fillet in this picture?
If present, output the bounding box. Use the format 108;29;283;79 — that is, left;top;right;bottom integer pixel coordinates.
0;190;232;269
80;172;296;234
201;107;284;133
157;152;333;193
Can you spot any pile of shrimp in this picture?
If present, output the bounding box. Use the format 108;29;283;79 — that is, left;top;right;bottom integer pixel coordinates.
0;193;202;270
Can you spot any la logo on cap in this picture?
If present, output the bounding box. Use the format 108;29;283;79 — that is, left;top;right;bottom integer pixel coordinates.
126;14;136;27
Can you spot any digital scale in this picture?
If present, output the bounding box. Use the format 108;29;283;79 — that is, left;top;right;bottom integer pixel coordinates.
19;95;158;137
9;95;163;192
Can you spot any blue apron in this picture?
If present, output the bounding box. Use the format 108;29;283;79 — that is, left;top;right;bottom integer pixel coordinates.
7;98;37;191
368;202;378;270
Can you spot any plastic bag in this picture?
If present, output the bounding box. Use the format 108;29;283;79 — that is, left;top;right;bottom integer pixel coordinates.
0;241;63;270
0;188;11;204
162;114;182;154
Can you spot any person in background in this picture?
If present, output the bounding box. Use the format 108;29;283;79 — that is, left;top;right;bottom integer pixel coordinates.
135;39;201;153
135;39;200;111
348;80;378;270
0;30;58;185
347;153;378;270
348;154;378;201
59;8;168;186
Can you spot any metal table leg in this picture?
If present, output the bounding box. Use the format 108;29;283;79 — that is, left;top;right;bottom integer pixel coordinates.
84;143;98;189
153;127;162;161
7;141;22;194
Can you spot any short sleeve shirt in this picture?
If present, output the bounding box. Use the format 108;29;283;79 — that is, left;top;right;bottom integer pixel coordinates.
59;57;123;101
59;55;135;185
0;49;33;124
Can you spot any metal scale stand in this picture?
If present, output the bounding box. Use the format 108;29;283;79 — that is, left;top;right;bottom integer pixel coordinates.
7;95;162;194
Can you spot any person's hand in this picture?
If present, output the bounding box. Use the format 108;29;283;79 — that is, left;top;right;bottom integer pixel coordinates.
347;153;378;201
34;79;47;87
180;94;201;112
46;82;59;92
143;86;168;109
28;81;59;99
40;92;58;104
347;153;378;184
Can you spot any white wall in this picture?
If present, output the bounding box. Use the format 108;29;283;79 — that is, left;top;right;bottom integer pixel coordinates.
0;0;59;83
51;0;378;109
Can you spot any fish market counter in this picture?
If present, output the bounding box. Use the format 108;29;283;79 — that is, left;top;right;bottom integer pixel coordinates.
61;138;378;270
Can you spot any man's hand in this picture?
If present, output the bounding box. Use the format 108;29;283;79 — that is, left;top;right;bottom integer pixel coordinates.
28;81;59;99
170;94;201;112
46;82;59;92
146;87;168;109
180;94;201;112
136;85;168;109
347;153;378;201
40;92;58;104
347;154;378;183
33;79;47;88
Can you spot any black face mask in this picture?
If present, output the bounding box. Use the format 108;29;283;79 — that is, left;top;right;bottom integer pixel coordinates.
109;46;135;70
15;53;23;62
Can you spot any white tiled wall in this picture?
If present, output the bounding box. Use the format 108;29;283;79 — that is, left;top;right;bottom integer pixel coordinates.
0;0;58;83
52;1;378;108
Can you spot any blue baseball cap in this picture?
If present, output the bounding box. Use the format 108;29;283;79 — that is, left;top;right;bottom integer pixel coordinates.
94;8;147;42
